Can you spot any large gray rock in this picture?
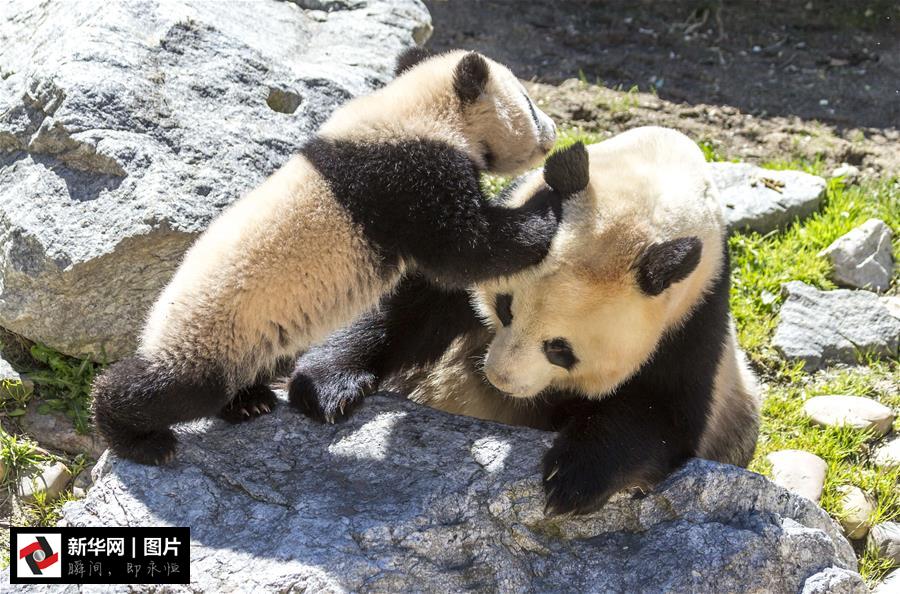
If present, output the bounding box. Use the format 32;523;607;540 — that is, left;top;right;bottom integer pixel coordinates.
773;281;900;371
710;161;826;234
6;395;863;593
0;0;431;360
819;218;894;292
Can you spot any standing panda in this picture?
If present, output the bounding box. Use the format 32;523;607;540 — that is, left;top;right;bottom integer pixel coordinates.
91;48;570;466
290;127;761;514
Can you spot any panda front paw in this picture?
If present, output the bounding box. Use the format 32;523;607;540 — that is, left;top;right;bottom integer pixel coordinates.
288;365;375;424
541;433;617;516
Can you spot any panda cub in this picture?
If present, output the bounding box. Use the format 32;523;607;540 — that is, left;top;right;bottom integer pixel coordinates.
92;48;570;465
290;127;761;514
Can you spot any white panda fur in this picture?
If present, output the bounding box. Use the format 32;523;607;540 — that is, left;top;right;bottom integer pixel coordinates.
290;127;760;514
91;48;568;465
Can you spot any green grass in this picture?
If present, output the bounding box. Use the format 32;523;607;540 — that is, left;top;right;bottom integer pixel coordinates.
27;343;103;434
730;173;899;368
731;166;899;586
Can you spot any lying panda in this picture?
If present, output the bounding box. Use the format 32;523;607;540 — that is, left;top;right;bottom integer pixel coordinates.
289;126;761;514
91;48;567;465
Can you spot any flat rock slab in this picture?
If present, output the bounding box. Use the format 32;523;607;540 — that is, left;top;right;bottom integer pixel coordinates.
4;395;863;593
803;395;895;436
0;0;430;359
818;218;894;292
772;281;900;371
710;161;826;234
766;449;827;503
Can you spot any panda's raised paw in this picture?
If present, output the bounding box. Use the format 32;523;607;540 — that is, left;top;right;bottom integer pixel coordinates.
219;384;278;424
288;367;375;424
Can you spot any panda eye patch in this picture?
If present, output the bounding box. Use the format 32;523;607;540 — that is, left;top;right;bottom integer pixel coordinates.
495;293;513;327
543;338;577;369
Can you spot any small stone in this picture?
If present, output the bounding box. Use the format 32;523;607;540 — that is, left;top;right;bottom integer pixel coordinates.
872;570;899;594
710;162;826;234
884;295;900;320
868;522;900;565
72;469;94;499
836;485;874;539
767;449;827;502
16;461;72;502
0;354;33;398
773;281;900;371
803;395;895;436
831;163;860;184
20;407;106;458
873;435;900;469
818;219;893;292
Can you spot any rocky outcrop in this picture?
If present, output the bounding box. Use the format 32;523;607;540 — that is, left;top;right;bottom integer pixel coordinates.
773;281;900;371
12;395;860;593
709;162;826;234
0;0;431;360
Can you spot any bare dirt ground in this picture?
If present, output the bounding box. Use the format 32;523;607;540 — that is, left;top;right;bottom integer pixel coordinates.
424;0;900;174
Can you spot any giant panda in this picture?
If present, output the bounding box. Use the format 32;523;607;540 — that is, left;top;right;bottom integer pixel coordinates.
289;126;761;514
91;48;571;466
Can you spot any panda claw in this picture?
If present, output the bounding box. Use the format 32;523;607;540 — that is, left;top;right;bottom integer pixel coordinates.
241;408;251;417
260;403;271;414
545;465;559;482
251;405;261;415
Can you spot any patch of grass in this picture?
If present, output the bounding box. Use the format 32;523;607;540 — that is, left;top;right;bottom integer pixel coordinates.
23;489;78;527
729;175;899;368
27;344;103;434
732;168;898;585
0;429;49;477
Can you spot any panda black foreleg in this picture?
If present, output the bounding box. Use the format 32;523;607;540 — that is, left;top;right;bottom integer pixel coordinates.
289;275;481;422
92;356;231;465
542;393;691;515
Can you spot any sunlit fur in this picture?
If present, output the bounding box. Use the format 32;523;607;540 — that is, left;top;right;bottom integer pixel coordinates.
92;49;559;465
474;127;727;398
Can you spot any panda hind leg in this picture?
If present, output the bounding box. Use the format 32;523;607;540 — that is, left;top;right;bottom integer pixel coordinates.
218;383;278;424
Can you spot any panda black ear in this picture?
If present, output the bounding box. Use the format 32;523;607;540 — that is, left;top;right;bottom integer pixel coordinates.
453;52;490;104
543;142;590;196
635;237;703;296
395;46;431;77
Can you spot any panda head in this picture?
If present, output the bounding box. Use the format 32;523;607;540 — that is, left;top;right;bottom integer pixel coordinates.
394;48;558;175
472;133;720;399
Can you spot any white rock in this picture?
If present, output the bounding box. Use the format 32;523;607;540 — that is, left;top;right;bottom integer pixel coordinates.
767;449;828;502
0;0;432;360
831;163;860;183
803;395;895;436
16;461;72;502
0;353;32;398
71;469;93;498
836;485;874;539
710;162;826;234
873;435;900;469
772;281;900;371
884;295;900;320
869;522;900;565
818;218;894;292
872;570;899;594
